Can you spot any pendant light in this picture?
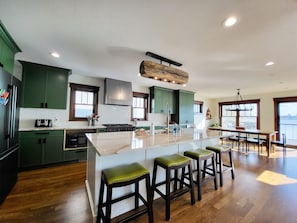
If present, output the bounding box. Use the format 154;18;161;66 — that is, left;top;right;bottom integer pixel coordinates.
225;89;252;111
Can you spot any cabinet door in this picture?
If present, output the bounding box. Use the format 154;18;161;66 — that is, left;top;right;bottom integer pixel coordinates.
21;63;47;108
0;43;14;74
150;87;175;114
64;150;77;162
43;130;64;164
179;91;194;124
45;67;69;109
0;37;3;64
167;90;176;114
19;132;43;168
154;88;165;113
20;61;70;109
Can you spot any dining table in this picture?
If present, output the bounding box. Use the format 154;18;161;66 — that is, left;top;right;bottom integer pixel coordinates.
208;127;277;157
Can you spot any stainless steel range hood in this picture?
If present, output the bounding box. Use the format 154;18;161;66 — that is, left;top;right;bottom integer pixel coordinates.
104;78;132;106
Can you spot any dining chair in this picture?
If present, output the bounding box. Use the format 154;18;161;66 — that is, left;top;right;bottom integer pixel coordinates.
271;133;286;153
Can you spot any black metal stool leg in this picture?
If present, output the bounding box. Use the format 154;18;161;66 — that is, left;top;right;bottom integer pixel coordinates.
218;152;224;187
212;155;218;190
165;167;171;221
229;150;235;179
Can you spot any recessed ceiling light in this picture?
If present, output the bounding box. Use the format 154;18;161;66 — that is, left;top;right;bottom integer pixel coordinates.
265;61;275;66
224;16;238;27
50;52;60;58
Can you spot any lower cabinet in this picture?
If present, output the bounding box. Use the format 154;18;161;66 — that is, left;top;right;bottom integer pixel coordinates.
19;128;104;169
64;149;87;162
19;130;64;168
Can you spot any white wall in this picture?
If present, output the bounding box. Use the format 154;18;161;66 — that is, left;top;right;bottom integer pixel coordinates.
193;94;217;130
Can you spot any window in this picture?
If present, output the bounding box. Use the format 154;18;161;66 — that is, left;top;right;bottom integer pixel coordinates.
194;101;203;113
69;83;99;121
273;96;297;147
219;99;260;129
131;92;148;121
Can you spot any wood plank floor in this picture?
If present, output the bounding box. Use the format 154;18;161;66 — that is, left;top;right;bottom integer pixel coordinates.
1;147;297;223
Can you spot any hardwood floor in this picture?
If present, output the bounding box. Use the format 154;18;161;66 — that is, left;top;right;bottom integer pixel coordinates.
1;147;297;223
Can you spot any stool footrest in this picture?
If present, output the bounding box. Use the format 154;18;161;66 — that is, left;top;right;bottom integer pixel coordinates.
154;187;192;201
111;205;149;223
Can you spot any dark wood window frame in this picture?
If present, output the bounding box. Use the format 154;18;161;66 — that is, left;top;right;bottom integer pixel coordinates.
131;92;149;121
219;99;260;129
69;83;99;121
273;96;297;144
194;100;203;113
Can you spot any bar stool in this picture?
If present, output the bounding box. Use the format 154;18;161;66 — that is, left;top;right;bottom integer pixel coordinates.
151;154;195;221
184;149;217;201
206;145;235;187
97;162;153;223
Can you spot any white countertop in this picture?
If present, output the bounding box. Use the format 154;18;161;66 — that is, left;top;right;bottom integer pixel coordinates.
86;128;220;156
19;125;106;131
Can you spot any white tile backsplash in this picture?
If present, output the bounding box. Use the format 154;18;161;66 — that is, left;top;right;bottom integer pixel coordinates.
19;106;168;129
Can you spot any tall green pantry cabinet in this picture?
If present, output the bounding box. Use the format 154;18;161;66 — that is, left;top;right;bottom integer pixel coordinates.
0;21;21;73
172;90;194;125
19;61;71;109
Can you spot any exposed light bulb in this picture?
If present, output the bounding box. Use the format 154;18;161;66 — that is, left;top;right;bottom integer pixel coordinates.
50;52;60;58
265;61;275;66
224;16;238;27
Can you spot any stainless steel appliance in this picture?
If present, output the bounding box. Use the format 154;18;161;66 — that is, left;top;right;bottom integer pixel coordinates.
35;119;53;127
102;124;135;132
0;66;21;204
65;129;97;149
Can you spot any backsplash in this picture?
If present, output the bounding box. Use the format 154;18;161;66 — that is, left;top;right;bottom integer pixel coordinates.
19;106;168;129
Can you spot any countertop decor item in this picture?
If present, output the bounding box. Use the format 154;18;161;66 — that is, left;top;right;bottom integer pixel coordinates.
206;108;212;120
87;114;99;126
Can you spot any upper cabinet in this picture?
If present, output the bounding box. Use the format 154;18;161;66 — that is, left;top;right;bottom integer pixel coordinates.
172;90;194;125
20;61;71;109
149;86;176;114
0;21;21;74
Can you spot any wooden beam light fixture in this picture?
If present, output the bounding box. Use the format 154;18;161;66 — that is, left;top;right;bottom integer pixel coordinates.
139;52;189;85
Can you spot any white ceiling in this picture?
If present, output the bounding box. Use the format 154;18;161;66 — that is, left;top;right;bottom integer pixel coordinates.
1;0;297;98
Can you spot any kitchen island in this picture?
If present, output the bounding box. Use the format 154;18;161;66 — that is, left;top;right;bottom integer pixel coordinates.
85;128;220;218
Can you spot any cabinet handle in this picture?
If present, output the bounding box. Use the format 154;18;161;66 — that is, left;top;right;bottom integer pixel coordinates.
35;132;50;135
45;102;48;108
38;138;42;144
38;137;47;144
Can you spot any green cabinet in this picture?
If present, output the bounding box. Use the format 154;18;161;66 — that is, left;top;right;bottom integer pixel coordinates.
19;130;64;168
19;61;71;109
0;21;21;73
172;90;194;125
150;86;176;114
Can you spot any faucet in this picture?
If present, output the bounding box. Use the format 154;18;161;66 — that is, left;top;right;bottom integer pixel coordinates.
166;103;170;134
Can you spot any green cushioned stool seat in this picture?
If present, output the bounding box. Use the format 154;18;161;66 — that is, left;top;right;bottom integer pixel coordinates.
97;162;153;223
155;154;191;167
206;145;235;187
206;144;232;153
103;162;150;185
184;149;217;201
152;153;195;221
184;149;214;158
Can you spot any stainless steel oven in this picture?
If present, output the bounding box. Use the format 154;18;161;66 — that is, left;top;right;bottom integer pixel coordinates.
65;129;96;150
